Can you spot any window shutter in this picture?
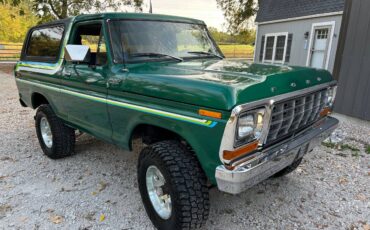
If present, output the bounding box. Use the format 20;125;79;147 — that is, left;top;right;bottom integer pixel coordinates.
259;35;265;62
285;34;293;63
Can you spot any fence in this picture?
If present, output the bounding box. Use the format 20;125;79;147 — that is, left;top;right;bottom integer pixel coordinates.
218;44;254;59
0;42;255;61
0;43;22;62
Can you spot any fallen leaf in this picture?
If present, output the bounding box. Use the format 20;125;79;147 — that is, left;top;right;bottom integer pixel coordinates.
338;177;348;185
355;193;367;201
18;216;28;223
0;156;14;162
0;175;9;180
49;214;64;224
0;204;12;214
99;214;105;222
3;184;14;189
91;181;109;196
98;181;108;192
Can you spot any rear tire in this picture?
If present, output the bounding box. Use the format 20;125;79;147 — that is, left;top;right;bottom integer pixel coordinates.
35;104;75;159
272;158;303;178
137;140;209;230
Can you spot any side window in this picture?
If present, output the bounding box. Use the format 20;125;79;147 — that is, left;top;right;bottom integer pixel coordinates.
264;36;275;61
24;25;64;61
71;23;107;66
274;35;286;61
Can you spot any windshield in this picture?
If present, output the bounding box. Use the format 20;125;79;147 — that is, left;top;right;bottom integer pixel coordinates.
108;20;224;63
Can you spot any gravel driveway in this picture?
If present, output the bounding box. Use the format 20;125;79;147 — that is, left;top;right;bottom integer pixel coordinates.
0;69;369;230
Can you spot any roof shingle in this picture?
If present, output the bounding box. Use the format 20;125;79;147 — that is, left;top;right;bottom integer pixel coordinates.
256;0;345;23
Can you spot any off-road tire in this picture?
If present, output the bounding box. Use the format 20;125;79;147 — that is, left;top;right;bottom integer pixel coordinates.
272;157;303;178
137;140;210;230
35;104;75;159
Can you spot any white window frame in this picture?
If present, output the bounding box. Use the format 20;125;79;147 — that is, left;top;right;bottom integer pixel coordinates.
262;32;289;64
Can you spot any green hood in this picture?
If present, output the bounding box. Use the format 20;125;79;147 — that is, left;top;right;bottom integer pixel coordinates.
121;59;334;111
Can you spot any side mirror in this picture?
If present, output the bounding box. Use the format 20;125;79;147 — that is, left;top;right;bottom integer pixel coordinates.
64;45;91;63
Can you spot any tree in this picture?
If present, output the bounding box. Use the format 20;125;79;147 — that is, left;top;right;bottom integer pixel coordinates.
0;0;21;6
216;0;257;33
208;27;230;44
235;29;256;44
208;27;255;45
33;0;144;21
0;1;38;42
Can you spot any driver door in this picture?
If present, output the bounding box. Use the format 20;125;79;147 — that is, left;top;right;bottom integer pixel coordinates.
61;21;111;141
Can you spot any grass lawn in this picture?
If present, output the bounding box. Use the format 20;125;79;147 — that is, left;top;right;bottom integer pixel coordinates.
218;44;254;59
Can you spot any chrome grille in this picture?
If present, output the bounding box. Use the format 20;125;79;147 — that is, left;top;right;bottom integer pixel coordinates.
266;89;327;144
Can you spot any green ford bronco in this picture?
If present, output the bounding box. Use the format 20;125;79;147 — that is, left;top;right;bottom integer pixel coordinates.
15;13;338;229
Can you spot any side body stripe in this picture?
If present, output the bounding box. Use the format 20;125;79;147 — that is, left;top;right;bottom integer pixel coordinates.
16;78;218;128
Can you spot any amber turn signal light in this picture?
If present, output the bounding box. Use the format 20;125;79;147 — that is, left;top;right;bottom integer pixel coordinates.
198;109;222;119
223;140;259;161
320;107;332;117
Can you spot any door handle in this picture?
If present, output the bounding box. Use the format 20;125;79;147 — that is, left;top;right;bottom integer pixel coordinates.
64;71;71;77
107;78;122;86
85;78;99;84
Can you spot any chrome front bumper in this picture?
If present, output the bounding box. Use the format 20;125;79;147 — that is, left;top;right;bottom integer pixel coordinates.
215;116;339;194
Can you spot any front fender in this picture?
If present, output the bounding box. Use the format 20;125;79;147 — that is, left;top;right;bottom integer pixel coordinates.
108;100;227;184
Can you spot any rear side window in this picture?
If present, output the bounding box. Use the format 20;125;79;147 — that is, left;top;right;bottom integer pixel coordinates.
25;25;64;61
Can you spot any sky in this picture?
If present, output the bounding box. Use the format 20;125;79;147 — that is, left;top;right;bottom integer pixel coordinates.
141;0;228;31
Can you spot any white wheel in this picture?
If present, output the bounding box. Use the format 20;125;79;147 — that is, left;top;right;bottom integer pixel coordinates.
40;117;53;148
146;165;172;220
35;105;75;159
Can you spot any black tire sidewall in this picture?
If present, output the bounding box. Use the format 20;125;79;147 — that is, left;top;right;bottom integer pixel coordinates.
272;157;303;178
138;151;179;230
35;110;55;156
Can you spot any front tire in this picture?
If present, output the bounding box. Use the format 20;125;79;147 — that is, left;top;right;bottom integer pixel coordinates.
35;104;75;159
272;157;303;178
137;141;209;230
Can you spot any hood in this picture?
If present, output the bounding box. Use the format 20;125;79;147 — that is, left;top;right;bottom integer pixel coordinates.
120;59;334;111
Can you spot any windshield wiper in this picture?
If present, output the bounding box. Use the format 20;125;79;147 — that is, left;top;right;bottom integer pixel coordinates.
187;51;223;59
130;53;183;62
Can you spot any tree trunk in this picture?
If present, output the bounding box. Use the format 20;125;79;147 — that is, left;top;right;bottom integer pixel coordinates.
60;0;68;18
